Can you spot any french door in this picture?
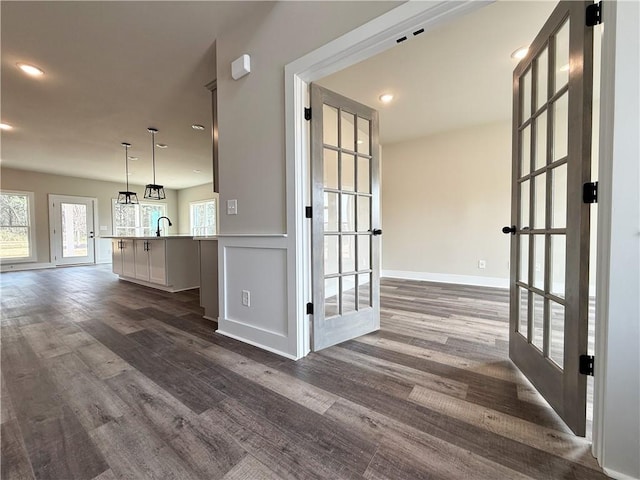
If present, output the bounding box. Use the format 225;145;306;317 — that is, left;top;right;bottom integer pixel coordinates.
49;195;96;265
508;1;593;436
310;84;381;351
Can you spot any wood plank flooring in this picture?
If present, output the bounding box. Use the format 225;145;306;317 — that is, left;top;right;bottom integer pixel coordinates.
0;266;609;479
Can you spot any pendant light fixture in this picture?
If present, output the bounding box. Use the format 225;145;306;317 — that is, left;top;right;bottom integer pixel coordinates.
117;142;139;204
144;127;166;200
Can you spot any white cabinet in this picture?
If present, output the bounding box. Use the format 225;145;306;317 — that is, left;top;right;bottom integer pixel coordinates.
110;237;198;292
134;239;167;285
112;239;122;275
112;238;135;277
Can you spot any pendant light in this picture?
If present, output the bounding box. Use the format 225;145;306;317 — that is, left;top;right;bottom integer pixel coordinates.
143;127;166;200
117;142;139;204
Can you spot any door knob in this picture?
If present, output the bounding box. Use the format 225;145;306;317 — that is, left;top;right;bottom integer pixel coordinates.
372;229;383;236
502;225;516;235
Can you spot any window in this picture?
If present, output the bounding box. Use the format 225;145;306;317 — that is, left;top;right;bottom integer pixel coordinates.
112;200;167;236
190;199;217;236
0;190;36;262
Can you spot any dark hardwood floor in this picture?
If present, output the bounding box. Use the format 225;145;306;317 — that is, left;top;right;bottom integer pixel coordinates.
1;266;608;479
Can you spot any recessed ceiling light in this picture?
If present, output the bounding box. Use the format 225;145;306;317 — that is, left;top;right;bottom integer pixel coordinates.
0;123;13;131
193;169;201;173
127;156;138;161
156;143;168;148
511;47;529;60
379;93;394;104
192;124;205;131
17;63;44;76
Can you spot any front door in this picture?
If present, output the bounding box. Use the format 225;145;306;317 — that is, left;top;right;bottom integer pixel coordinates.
49;195;96;266
310;84;381;351
508;1;593;436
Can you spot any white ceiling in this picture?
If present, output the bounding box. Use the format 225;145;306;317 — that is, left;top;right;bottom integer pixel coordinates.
317;1;557;145
1;1;266;189
1;1;557;189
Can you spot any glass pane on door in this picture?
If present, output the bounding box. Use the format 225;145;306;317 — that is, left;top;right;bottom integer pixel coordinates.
325;278;339;318
341;112;356;152
518;287;529;337
551;164;567;228
324;149;338;189
535;113;547;170
536;47;549;110
61;203;88;258
342;275;357;314
532;293;545;350
342;154;355;191
358;274;371;310
554;20;570;92
549;301;565;368
553;93;569;161
357;118;370;155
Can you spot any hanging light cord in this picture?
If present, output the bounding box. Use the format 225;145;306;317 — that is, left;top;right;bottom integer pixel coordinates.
124;143;130;191
150;129;156;185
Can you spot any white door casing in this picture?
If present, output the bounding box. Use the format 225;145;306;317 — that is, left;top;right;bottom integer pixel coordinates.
48;194;96;266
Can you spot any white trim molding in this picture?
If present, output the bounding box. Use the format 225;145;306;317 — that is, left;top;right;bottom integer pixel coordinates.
382;270;509;289
1;262;55;273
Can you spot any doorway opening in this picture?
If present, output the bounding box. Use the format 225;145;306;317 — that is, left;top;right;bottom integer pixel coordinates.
296;0;601;441
49;194;97;266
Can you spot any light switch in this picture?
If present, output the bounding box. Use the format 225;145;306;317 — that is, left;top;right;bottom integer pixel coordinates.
227;199;238;215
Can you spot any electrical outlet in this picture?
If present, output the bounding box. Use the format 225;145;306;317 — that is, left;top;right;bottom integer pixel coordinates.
242;290;250;307
478;260;487;269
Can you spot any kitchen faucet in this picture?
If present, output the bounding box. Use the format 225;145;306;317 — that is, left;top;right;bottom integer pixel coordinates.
156;216;172;237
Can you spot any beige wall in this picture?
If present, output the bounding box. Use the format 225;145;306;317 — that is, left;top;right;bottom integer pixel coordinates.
176;182;218;234
381;121;512;281
215;1;398;234
1;167;179;264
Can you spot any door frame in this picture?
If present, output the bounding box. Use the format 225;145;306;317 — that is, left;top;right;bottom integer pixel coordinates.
285;0;627;467
285;0;491;358
48;194;98;266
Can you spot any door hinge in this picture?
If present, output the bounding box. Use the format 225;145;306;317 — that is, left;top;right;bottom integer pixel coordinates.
305;206;312;218
306;302;314;315
586;2;602;27
579;354;595;376
583;181;598;203
304;108;311;121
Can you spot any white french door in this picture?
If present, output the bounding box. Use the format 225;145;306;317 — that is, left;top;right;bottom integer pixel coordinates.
507;1;594;436
49;195;96;266
310;84;381;351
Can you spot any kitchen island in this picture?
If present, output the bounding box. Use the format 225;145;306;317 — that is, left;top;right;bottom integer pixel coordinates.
106;235;199;292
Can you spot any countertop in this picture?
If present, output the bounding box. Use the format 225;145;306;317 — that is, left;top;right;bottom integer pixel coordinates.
101;235;195;240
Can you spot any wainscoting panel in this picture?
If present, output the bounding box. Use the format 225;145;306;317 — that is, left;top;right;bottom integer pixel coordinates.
218;237;294;357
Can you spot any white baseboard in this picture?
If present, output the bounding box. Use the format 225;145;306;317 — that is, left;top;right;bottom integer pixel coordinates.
216;329;300;361
1;262;55;273
381;269;509;289
602;467;639;480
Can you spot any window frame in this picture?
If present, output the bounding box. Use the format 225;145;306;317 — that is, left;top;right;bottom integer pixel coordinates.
189;198;217;236
0;189;37;263
111;199;168;237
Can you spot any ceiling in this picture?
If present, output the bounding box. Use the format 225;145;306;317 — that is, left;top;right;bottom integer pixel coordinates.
1;1;266;190
317;1;557;145
1;1;557;189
